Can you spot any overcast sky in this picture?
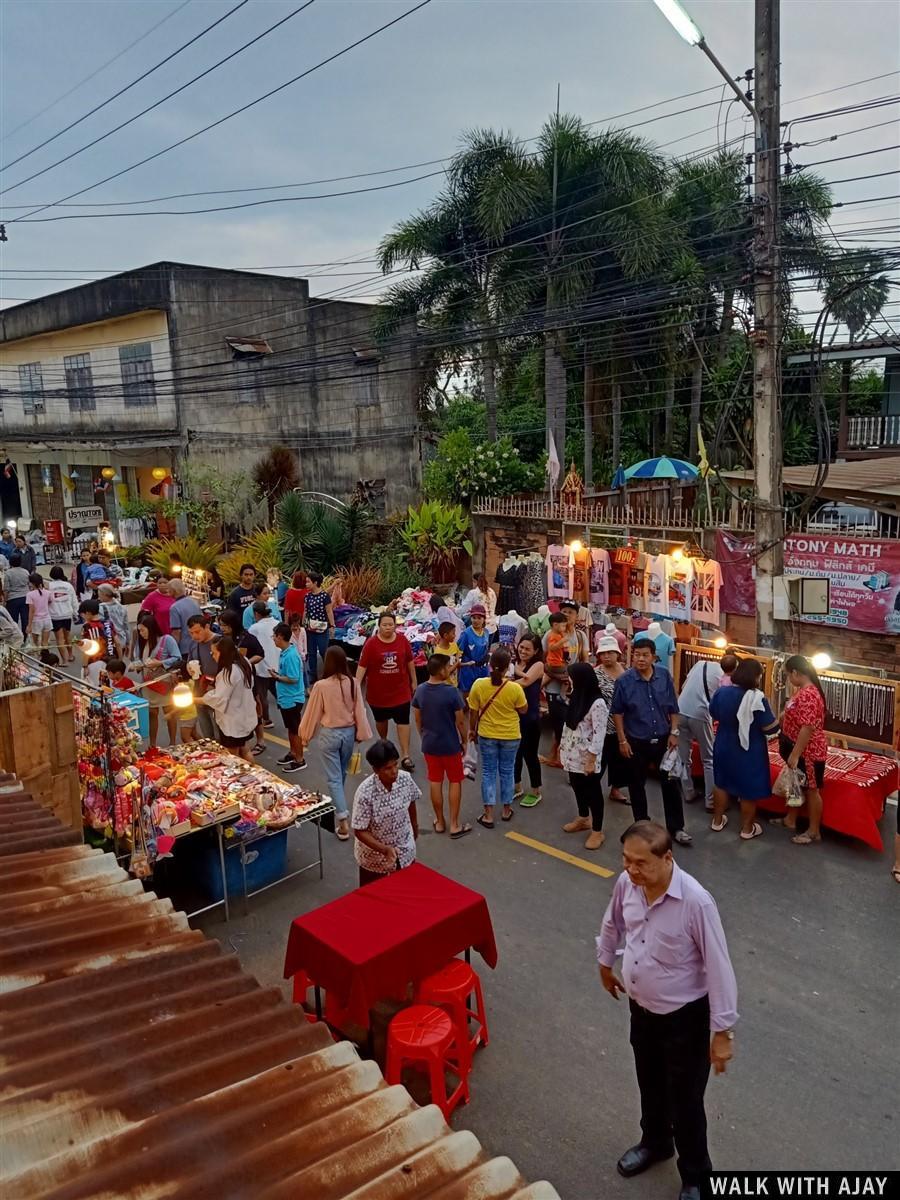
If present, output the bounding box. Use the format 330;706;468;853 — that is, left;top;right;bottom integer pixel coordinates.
1;0;898;332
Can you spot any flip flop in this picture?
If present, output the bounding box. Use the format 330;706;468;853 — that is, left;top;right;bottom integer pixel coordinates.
891;867;900;884
401;758;415;772
476;814;495;829
451;824;473;839
518;792;541;808
791;831;821;845
432;821;446;834
501;809;514;822
739;822;763;840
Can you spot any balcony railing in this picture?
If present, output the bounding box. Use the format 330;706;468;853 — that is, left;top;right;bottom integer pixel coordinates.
847;414;900;449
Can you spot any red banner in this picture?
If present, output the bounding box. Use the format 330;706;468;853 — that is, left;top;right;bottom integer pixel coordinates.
783;535;900;635
716;531;900;635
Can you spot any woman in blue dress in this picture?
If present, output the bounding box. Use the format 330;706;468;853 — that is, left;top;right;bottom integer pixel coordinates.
709;658;779;840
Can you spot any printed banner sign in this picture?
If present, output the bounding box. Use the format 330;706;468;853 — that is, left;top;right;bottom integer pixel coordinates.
65;506;104;529
783;535;900;635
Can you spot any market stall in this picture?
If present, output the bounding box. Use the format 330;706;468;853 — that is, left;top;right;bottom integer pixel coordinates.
136;740;334;920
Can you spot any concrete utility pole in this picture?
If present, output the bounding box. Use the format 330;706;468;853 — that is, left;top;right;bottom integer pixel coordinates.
751;0;784;647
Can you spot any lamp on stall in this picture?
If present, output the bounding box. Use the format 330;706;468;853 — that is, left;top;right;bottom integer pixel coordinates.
101;467;116;481
713;635;728;649
80;638;101;658
671;544;687;562
5;517;16;532
811;651;832;671
171;683;194;709
569;538;583;554
151;467;168;481
170;561;183;574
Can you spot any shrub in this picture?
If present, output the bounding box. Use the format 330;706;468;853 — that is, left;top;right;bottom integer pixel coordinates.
145;536;222;574
399;501;472;579
217;529;284;586
424;429;543;503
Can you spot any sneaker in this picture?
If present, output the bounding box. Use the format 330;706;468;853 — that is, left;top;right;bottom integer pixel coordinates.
276;753;293;765
674;829;693;846
284;758;307;773
262;720;275;729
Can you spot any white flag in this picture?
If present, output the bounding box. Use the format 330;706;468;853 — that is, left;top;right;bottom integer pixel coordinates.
546;431;561;488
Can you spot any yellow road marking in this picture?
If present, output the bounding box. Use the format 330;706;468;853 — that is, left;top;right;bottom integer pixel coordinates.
264;732;291;748
505;830;615;878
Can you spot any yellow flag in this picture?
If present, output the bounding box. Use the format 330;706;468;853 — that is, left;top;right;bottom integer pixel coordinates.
696;426;710;477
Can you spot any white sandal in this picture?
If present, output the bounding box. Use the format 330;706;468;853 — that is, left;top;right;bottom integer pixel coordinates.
710;814;728;832
739;822;763;840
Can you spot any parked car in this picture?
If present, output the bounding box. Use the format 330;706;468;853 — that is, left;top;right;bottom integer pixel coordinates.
807;503;883;536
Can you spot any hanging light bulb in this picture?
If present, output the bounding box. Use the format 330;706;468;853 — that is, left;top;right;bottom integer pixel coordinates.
171;683;194;709
671;546;685;562
811;651;832;671
101;467;116;480
151;467;167;481
713;635;728;649
569;538;583;554
81;638;101;658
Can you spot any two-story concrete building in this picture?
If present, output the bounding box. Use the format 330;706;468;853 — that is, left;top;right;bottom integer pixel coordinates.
0;262;422;528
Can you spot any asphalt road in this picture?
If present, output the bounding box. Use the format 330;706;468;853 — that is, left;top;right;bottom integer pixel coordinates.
182;712;899;1198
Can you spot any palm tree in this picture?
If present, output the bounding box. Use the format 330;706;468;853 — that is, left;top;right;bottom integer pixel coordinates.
476;114;669;467
374;130;528;440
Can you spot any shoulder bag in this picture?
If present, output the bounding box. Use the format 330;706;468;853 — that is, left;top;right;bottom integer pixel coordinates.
472;679;508;740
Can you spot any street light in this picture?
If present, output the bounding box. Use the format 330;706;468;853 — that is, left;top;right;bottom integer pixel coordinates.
652;0;759;128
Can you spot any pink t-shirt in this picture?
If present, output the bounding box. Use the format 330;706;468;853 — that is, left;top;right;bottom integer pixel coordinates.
141;589;175;635
26;588;52;621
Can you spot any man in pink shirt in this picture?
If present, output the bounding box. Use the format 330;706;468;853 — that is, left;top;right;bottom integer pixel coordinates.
140;576;175;636
597;822;738;1200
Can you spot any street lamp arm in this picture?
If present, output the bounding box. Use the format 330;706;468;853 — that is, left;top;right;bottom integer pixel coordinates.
697;38;760;126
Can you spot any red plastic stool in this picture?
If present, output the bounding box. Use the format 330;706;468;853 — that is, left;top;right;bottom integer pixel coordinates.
415;959;489;1070
385;1004;469;1120
291;972;349;1032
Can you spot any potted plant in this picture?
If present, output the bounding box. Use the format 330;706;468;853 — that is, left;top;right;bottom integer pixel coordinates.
398;502;473;588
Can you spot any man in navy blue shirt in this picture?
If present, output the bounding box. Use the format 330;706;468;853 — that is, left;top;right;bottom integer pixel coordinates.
611;638;691;845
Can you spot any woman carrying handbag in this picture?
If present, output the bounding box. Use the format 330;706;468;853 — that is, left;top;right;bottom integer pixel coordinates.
467;647;527;828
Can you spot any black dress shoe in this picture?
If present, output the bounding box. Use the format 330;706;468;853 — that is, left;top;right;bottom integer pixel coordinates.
616;1143;675;1177
679;1188;701;1200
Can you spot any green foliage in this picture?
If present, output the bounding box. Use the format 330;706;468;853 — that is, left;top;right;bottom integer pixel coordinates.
424;429;544;503
179;462;262;537
398;501;473;578
252;446;300;520
217;529;285;586
146;536;222;574
370;555;427;606
117;496;155;520
275;492;371;576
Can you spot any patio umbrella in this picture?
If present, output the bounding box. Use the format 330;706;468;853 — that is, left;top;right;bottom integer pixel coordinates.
611;464;627;490
623;455;699;481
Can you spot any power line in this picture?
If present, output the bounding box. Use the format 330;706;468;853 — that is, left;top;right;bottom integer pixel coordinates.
6;0;436;224
0;0;251;179
0;1;318;200
0;0;193;146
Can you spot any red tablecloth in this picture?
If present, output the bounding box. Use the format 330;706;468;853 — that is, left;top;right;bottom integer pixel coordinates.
760;744;896;851
283;863;498;1028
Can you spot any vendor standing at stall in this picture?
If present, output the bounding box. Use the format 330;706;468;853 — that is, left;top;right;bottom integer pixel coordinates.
357;611;418;772
195;636;258;763
352;739;420;886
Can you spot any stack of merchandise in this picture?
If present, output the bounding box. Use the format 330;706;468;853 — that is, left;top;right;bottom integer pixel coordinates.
140;741;328;842
75;691;142;836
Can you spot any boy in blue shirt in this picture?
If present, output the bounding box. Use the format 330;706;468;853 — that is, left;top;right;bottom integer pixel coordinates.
271;623;306;772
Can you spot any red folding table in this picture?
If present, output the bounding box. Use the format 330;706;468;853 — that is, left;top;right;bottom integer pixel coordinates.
283;862;498;1028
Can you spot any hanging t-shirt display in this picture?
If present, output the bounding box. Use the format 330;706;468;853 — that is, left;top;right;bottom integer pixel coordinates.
644;554;670;617
691;558;723;627
627;557;646;611
545;545;572;599
588;548;610;607
571;549;589;601
608;546;638;609
497;611;528;647
668;558;694;623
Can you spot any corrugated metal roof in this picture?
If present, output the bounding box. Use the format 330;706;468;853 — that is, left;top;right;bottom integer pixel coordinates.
0;791;559;1200
722;457;900;503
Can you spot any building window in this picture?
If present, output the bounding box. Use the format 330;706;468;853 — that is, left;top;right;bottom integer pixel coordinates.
18;362;45;415
119;342;157;407
236;357;265;404
64;352;96;412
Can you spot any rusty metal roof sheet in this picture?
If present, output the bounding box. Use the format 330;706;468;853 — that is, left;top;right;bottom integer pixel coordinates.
0;792;559;1200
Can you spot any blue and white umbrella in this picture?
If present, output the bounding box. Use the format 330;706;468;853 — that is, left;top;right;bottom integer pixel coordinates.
623;455;699;482
610;464;627;490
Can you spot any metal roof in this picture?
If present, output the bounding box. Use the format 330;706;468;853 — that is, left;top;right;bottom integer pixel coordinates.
721;457;900;507
0;790;559;1200
786;335;899;364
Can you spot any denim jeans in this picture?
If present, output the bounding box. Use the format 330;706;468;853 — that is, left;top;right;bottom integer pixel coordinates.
478;736;520;808
318;724;355;818
307;630;330;683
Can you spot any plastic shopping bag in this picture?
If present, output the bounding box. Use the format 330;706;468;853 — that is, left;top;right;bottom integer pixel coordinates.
660;745;688;780
463;740;478;777
347;750;362;776
772;764;805;807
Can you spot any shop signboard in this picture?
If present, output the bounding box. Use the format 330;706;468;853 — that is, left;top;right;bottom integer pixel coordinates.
44;519;65;545
65;506;104;529
717;531;900;635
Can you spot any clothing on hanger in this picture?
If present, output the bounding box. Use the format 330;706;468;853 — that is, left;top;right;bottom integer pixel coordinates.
668;557;694;623
644;553;670;617
691;558;723;627
588;548;610;608
545;544;572;599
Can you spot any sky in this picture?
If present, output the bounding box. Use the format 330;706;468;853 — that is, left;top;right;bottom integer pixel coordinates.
1;0;898;335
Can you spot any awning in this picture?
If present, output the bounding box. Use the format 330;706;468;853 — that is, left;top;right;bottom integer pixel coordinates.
721;457;900;510
225;335;273;359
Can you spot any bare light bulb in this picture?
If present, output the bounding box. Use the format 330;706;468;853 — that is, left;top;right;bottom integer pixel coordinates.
171;683;194;709
811;652;832;671
81;639;101;658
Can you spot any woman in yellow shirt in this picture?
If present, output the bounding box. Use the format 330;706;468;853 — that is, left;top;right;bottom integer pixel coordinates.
468;647;527;827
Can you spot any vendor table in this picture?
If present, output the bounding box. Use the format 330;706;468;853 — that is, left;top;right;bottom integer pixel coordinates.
760;744;897;851
283;862;498;1028
171;801;334;923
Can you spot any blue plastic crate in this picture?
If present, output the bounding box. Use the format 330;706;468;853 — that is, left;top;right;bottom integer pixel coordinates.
112;689;150;741
197;828;288;901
